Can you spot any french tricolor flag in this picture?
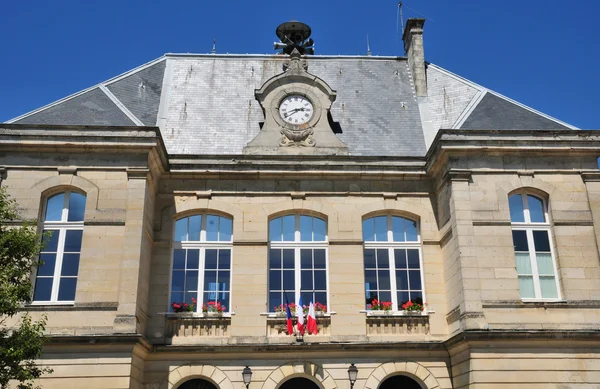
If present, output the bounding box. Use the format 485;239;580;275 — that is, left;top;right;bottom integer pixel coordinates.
307;301;318;335
285;295;293;335
296;296;305;335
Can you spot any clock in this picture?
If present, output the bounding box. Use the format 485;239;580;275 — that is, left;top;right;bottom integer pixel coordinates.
279;95;314;125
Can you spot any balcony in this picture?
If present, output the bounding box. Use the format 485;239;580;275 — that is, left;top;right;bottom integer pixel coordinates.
364;311;430;335
164;313;231;345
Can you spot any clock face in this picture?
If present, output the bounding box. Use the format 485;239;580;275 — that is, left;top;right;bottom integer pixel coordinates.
279;95;314;125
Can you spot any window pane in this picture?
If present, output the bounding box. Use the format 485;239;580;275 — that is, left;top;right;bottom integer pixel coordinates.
188;215;201;241
540;276;558;298
269;270;282;290
364;270;377;290
396;270;409;290
67;192;86;222
533;231;551;252
528;195;545;223
536;253;555;275
301;292;313;306
185;292;197;306
173;249;186;270
186;250;199;269
218;250;231;269
283;270;295;289
391;216;405;242
282;249;294;269
171;270;184;292
205;250;218;269
203;271;217;291
376;249;389;268
405;219;418;242
174;218;187;242
64;230;83;252
375;216;387;241
509;194;525;223
217;292;230;311
61;254;80;277
518;276;535;299
33;278;53;301
300;216;312;241
379;291;392;303
170;292;184;307
186;271;199;291
38;254;56;277
314;218;326;241
282;215;295;241
269;292;282;311
409;270;422;290
395;249;407;269
219;217;232;241
301;270;313;290
45;193;64;221
206;215;219;241
269;218;282;242
58;278;77;301
378;270;390;289
314;249;326;269
218;271;230;291
397;291;410;306
42;230;59;252
407;250;420;269
364;249;376;268
512;230;529;252
363;218;375;241
269;249;281;269
410;291;423;305
515;253;532;274
366;291;378;306
314;270;326;290
300;249;312;269
314;292;327;306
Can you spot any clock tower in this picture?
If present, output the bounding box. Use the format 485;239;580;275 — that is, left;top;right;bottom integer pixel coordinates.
243;22;348;155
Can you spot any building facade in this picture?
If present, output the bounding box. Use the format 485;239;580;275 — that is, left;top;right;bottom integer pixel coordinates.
2;19;600;389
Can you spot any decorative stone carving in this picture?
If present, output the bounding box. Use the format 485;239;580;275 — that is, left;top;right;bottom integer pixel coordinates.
244;50;348;155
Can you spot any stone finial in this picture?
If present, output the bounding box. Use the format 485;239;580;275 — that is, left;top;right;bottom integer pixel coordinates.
283;48;308;72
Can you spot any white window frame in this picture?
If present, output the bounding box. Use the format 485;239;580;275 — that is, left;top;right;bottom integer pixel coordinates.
510;193;561;301
268;214;329;312
363;215;426;311
32;191;85;305
168;214;233;313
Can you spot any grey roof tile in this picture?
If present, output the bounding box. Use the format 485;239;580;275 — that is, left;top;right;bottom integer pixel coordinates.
461;92;570;130
14;88;134;126
106;60;166;126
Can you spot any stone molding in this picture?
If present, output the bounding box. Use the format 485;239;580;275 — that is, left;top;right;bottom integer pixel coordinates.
261;362;336;389
160;364;235;389
364;361;441;389
32;174;100;212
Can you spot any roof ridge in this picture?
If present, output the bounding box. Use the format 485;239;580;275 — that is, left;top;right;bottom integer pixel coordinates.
5;56;166;124
428;63;578;130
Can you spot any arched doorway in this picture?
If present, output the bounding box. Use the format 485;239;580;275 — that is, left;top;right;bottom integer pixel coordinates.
379;375;422;389
279;377;320;389
178;379;219;389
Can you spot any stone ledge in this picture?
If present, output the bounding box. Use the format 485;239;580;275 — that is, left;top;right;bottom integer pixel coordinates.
366;315;430;335
23;302;118;311
482;300;600;309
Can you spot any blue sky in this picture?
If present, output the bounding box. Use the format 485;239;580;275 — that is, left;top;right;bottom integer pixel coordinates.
1;0;598;128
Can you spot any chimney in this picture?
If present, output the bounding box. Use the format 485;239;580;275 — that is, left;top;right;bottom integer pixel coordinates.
402;18;427;97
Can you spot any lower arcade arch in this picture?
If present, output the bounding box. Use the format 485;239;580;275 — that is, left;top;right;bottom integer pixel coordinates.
378;375;423;389
278;378;321;389
177;379;219;389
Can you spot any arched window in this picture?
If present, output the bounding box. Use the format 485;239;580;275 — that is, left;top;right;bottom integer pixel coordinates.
362;215;424;310
170;214;233;312
33;191;86;303
268;214;328;311
509;192;560;300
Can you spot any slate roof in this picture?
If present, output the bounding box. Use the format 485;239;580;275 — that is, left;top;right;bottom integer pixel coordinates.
6;54;577;157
